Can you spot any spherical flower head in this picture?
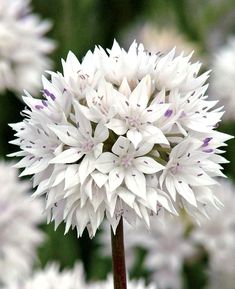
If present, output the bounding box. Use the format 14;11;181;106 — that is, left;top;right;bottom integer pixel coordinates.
0;0;55;94
6;263;86;289
9;40;232;238
209;37;235;120
124;22;199;58
0;161;44;286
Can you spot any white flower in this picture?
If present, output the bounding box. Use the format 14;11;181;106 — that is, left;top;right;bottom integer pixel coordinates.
0;161;44;286
209;37;235;120
9;40;232;238
124;22;199;58
96;136;164;196
90;275;156;289
159;135;228;212
191;179;235;271
0;0;54;94
6;263;86;289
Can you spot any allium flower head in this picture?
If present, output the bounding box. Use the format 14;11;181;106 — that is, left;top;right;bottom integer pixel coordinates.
191;179;235;271
0;161;44;286
125;23;198;58
0;0;54;94
210;37;235;120
6;263;86;289
9;40;232;238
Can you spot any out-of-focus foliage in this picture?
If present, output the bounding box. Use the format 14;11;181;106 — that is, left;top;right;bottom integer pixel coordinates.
1;1;235;289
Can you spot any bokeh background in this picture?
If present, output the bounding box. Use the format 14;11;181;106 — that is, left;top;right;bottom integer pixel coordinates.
1;1;235;288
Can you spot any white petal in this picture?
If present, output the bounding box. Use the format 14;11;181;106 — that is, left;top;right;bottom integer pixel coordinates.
139;204;150;227
93;143;104;158
175;180;197;206
127;129;142;148
109;167;125;191
50;148;83;164
157;189;178;214
91;171;108;188
165;174;177;201
20;158;49;176
65;164;80;190
96;152;118;173
94;122;109;142
112;136;130;156
106;118;127;135
134;157;164;174
129;75;151;109
119;78;131;96
143;125;169;145
79;154;96;184
135;142;154;157
117;187;135;208
73;101;92;136
125;169;146;199
48;124;79;146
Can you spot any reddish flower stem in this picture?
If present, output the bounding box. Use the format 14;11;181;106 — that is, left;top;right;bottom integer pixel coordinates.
111;217;127;289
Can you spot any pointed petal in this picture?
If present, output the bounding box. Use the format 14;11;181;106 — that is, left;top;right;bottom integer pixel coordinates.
96;152;118;173
135;142;154;157
125;169;146;199
48;124;79;146
94;122;109;142
127;129;142;148
129;75;151;109
106;118;127;135
65;164;80;190
109;167;125;191
112;136;130;156
50;148;83;164
134;157;164;174
91;171;108;188
175;179;197;206
117;187;135;208
143;125;169;145
79;154;96;184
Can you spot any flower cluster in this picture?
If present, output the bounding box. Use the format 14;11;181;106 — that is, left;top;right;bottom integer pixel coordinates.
10;40;232;238
6;263;86;289
0;161;44;286
125;23;198;58
0;0;54;94
3;263;156;289
191;179;235;273
209;37;235;120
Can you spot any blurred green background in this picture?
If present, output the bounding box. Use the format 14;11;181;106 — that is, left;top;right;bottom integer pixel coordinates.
1;0;235;288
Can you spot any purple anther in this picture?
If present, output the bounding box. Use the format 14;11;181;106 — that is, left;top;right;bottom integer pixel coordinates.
42;100;48;107
35;105;44;110
202;137;213;147
203;149;214;153
164;109;173;117
43;89;56;101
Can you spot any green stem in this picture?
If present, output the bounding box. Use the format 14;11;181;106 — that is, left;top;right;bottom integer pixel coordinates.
111;217;127;289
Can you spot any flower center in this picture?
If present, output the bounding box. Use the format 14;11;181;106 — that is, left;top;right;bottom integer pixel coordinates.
120;154;133;168
82;139;94;152
170;162;180;174
127;115;141;128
